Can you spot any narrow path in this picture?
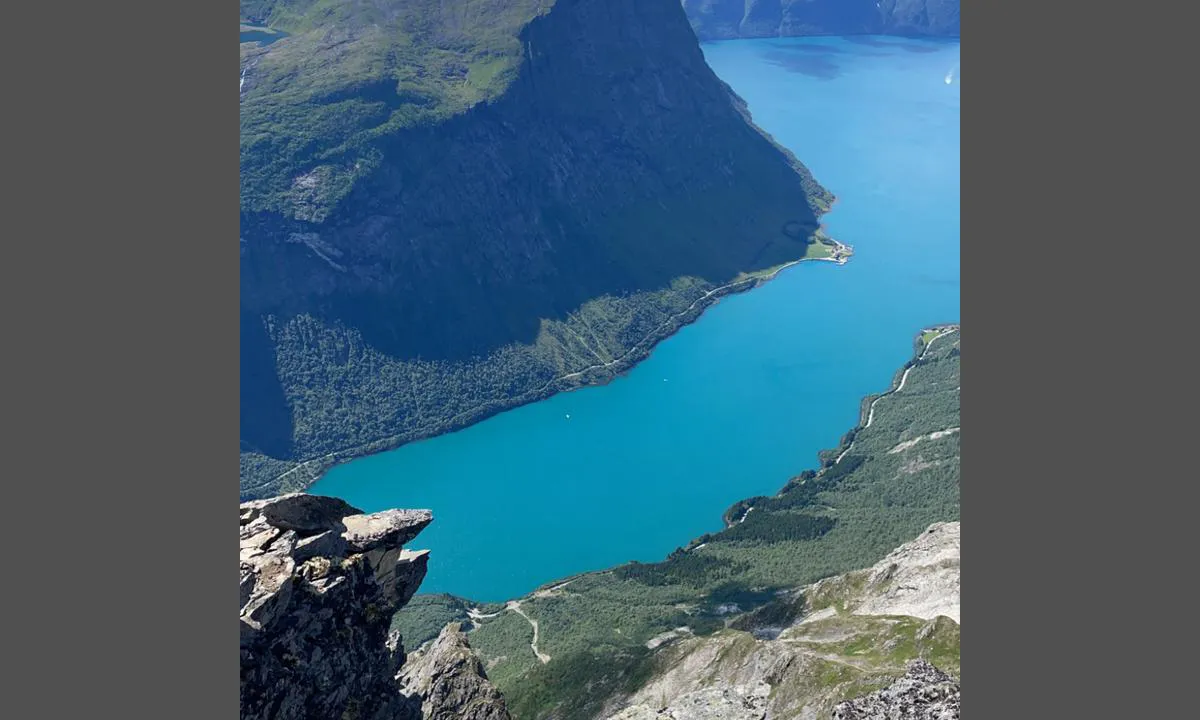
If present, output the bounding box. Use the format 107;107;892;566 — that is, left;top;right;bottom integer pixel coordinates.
507;601;551;664
831;327;958;466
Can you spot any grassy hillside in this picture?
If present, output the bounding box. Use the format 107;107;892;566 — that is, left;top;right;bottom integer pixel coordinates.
240;0;554;217
239;0;836;498
393;328;961;719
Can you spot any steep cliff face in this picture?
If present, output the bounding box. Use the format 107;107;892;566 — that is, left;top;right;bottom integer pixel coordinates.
681;0;961;40
239;0;833;498
239;493;510;720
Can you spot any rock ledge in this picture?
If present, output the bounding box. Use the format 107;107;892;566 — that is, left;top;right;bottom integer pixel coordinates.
241;493;478;720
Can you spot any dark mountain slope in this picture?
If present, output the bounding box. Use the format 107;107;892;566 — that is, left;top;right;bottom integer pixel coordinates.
240;0;834;497
682;0;961;40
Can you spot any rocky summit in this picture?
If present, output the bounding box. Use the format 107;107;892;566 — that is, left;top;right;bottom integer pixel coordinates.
398;623;512;720
832;660;961;720
239;493;508;720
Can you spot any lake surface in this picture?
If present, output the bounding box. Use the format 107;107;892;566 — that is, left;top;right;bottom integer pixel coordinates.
310;36;960;602
240;25;288;46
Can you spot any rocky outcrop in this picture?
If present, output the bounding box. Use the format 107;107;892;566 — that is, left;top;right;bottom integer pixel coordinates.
681;0;961;40
832;660;960;719
398;623;512;720
608;685;769;720
240;493;509;720
806;521;960;623
603;523;960;720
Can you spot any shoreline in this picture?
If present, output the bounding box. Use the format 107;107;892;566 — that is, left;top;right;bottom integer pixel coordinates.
699;324;959;544
831;324;960;466
249;233;854;499
448;325;960;609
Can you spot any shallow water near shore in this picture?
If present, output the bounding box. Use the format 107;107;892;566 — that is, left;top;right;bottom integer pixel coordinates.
309;35;961;602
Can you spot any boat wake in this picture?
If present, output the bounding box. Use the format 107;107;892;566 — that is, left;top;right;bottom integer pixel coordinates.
944;62;959;85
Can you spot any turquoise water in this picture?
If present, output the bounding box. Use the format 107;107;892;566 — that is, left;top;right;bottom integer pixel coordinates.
310;36;960;602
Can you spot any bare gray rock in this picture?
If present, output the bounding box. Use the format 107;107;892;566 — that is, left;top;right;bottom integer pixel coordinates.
608;684;769;720
397;623;512;720
242;492;362;532
240;494;426;720
343;509;434;552
240;494;504;720
832;660;960;719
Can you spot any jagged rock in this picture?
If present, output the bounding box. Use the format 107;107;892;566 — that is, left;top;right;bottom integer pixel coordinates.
831;660;960;719
240;494;511;720
293;528;349;562
343;509;434;552
242;492;362;533
604;524;961;720
240;494;431;720
397;623;512;720
366;548;432;607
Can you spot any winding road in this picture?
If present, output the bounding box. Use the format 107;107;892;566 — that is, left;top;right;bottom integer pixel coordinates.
507;601;551;664
833;327;959;465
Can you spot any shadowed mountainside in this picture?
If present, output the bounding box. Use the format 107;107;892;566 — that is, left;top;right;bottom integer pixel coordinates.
239;0;834;497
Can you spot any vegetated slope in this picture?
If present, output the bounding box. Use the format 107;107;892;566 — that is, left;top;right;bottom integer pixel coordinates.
239;0;834;498
681;0;961;41
606;522;961;720
395;328;961;719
